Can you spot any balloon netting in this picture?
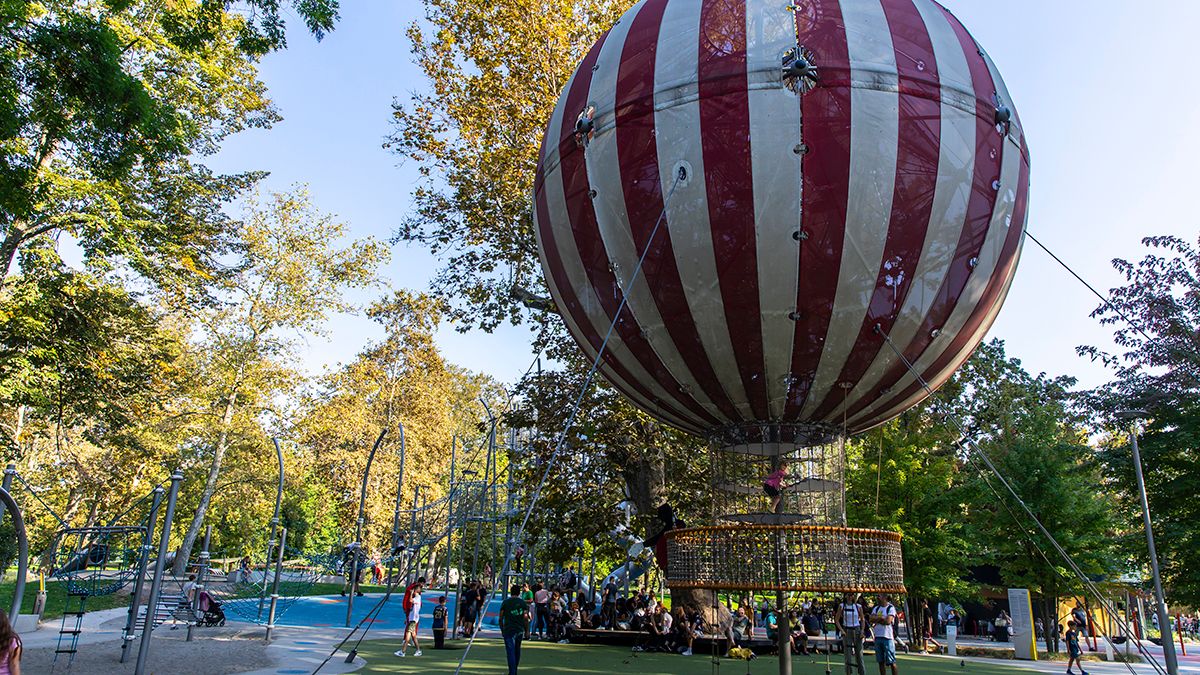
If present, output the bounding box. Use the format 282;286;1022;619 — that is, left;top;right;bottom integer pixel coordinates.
665;524;904;593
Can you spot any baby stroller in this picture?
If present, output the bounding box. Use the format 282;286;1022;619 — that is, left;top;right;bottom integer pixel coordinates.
195;590;226;627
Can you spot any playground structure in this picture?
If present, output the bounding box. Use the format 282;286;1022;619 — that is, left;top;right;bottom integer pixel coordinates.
0;463;184;675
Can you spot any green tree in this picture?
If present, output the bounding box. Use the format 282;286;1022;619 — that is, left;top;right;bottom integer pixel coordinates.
0;0;338;288
294;290;499;569
955;340;1117;653
171;188;387;575
388;0;624;332
846;402;974;650
1081;235;1200;607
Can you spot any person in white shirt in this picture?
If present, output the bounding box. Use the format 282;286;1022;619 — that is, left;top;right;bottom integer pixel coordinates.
870;595;898;675
395;578;425;658
180;574;197;606
836;592;866;675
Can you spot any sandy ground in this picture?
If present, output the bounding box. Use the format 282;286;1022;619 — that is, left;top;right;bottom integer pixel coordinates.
22;618;273;675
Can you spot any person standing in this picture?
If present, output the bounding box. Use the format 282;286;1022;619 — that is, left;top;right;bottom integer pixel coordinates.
533;583;550;639
601;577;619;629
395;577;425;657
432;596;449;649
500;584;531;675
837;592;866;675
520;583;534;638
870;595;899;675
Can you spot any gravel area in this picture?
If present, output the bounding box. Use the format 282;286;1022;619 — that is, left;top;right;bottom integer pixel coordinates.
21;625;273;674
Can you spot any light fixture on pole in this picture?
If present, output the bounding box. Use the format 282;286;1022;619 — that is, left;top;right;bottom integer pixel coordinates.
1116;409;1178;675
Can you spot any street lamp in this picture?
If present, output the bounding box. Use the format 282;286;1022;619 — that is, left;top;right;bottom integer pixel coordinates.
1116;409;1178;675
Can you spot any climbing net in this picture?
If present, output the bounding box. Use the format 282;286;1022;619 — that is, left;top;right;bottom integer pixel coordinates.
46;526;146;597
711;435;846;525
665;524;904;593
204;549;337;623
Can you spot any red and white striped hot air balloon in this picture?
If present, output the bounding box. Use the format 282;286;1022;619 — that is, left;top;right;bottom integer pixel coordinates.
533;0;1030;440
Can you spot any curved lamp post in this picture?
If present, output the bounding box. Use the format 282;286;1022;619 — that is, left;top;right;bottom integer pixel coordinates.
258;437;287;618
346;428;388;627
388;423;407;585
0;486;28;619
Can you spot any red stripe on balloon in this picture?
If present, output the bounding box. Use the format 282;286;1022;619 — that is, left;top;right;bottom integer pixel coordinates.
808;0;941;422
783;0;853;418
535;164;700;432
853;150;1029;430
697;0;769;422
837;4;1004;424
555;29;723;428
613;0;743;424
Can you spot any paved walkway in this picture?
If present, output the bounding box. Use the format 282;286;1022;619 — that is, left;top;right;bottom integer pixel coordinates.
18;607;367;675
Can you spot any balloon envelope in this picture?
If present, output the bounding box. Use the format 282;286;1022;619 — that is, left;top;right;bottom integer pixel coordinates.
533;0;1030;439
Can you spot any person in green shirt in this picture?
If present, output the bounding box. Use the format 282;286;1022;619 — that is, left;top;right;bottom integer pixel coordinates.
519;583;534;638
500;584;531;675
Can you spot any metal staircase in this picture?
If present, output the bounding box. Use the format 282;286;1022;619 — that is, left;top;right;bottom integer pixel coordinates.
133;593;186;633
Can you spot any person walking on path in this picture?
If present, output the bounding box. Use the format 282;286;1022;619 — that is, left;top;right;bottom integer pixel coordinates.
500;584;532;675
395;577;425;658
1066;620;1089;675
871;594;899;675
837;592;866;675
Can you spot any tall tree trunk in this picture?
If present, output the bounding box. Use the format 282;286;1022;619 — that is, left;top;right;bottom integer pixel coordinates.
1;136;58;284
172;392;238;575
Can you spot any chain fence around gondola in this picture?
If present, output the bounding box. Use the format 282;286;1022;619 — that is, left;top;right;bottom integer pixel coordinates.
203;549;338;623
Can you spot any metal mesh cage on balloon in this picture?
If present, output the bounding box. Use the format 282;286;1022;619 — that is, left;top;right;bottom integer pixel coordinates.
666;427;904;594
710;434;846;527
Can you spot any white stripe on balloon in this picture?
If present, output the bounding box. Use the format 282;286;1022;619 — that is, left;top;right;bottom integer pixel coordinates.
801;0;899;419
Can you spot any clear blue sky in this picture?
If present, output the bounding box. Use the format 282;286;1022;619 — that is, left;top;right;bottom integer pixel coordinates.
209;1;1200;392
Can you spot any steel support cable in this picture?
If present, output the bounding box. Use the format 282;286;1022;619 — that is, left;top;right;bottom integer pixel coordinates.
875;327;1167;675
316;462;504;672
1025;230;1200;376
104;478;170;529
12;472;70;529
963;449;1149;675
451;167;688;675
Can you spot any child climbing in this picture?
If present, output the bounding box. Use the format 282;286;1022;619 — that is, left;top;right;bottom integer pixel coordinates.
763;460;789;512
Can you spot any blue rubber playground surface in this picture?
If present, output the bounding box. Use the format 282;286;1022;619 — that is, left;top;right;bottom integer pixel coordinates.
225;592;504;629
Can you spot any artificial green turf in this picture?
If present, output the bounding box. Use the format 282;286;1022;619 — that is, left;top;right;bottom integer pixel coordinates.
355;639;1033;675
